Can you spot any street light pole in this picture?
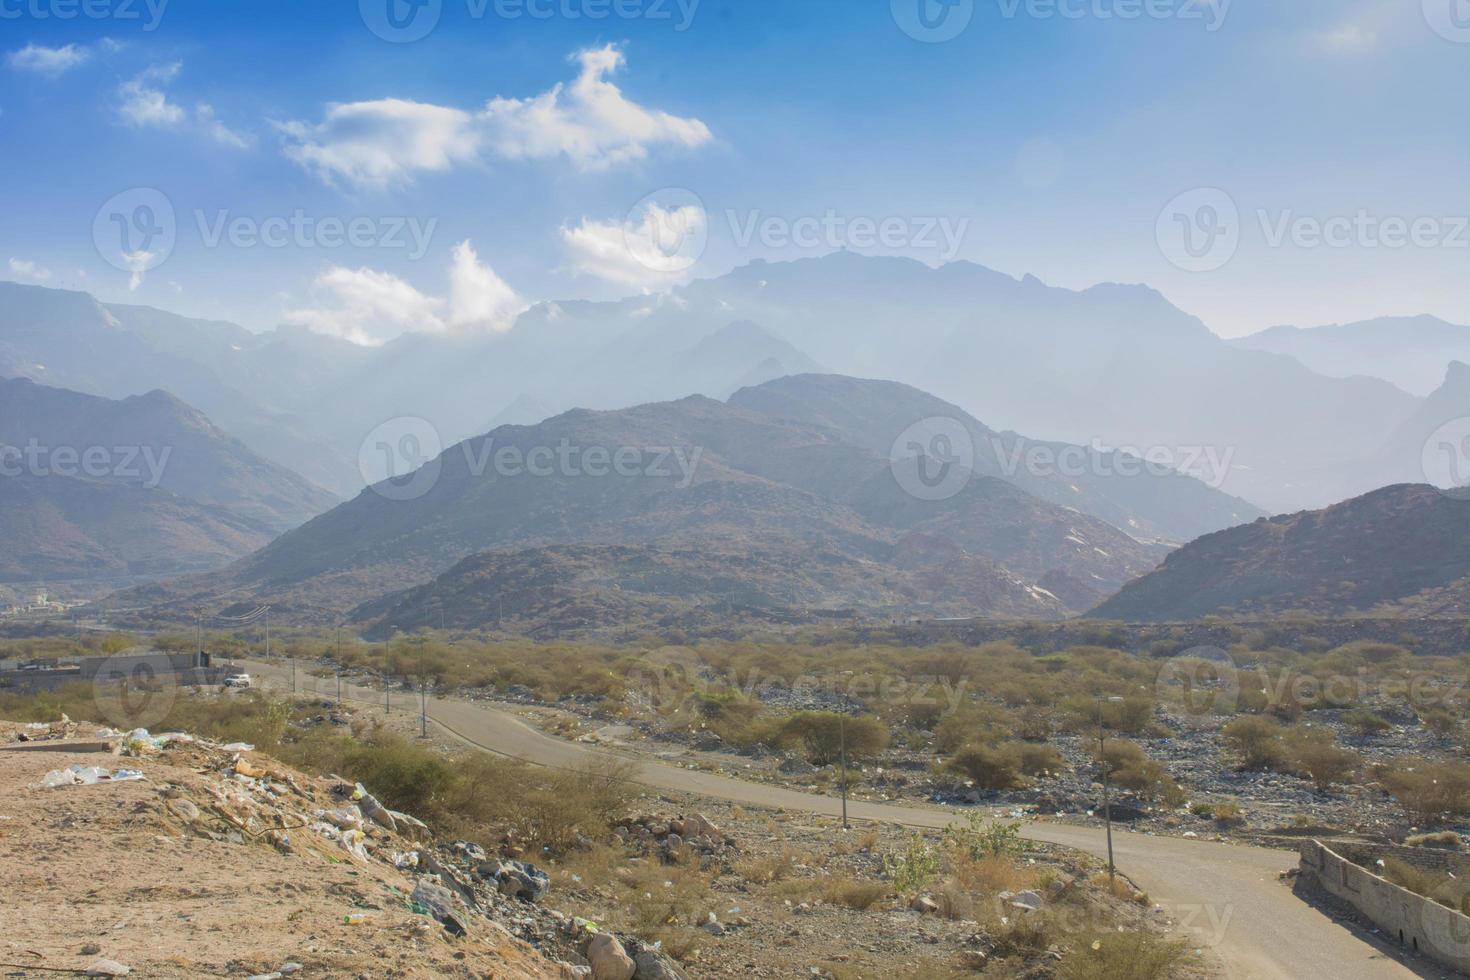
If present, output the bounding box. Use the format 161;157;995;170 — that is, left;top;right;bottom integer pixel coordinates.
1097;695;1123;883
839;714;850;831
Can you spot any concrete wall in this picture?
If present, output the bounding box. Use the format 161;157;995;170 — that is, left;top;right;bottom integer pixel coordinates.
1299;839;1470;974
0;652;226;693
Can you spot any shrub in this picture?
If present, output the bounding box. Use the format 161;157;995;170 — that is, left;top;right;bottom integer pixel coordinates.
1381;759;1470;824
776;712;890;765
1286;735;1360;792
947;744;1024;791
1057;931;1186;980
1344;708;1392;739
884;834;941;896
1222;716;1284;770
944;812;1024;860
820;877;891;910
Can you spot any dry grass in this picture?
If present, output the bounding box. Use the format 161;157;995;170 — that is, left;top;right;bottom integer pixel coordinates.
819;877;891;910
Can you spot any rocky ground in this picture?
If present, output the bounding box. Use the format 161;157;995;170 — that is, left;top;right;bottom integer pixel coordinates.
442;682;1470;847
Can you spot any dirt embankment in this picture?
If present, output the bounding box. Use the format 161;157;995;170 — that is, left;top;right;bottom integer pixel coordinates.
0;719;564;980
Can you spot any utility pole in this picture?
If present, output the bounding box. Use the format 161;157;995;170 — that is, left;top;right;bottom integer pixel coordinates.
420;679;428;738
1097;695;1124;883
337;669;343;706
838;714;850;831
386;682;391;714
265;607;271;660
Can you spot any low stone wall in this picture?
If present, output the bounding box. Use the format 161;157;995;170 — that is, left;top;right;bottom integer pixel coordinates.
1299;839;1470;974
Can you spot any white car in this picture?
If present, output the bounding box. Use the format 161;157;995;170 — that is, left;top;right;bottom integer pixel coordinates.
223;673;252;689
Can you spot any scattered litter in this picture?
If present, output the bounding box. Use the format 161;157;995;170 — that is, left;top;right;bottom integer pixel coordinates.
84;961;131;977
36;766;145;789
221;743;256;753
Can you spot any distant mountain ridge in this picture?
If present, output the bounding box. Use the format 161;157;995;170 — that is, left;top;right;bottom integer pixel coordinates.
105;375;1270;628
1;255;1438;514
1234;316;1470;396
1090;484;1470;621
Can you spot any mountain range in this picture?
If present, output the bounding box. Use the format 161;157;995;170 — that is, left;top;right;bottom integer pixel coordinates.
1091;484;1470;621
103;374;1260;630
5;254;1461;515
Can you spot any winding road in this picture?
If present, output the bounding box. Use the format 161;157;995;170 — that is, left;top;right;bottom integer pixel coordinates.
246;660;1430;979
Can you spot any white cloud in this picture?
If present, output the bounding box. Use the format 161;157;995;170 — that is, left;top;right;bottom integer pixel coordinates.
448;241;524;331
8;258;51;281
280;45;710;189
481;46;712;171
278;99;478;189
1314;23;1377;54
283;241;523;345
562;202;707;290
118;64;252;148
7;43;90;76
197;103;252;148
119;63;185;127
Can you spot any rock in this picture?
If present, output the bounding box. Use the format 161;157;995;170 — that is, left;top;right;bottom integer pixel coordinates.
559;965;593;980
80;944;102;956
779;756;816;775
911;895;940;915
1010;890;1044;911
84;963;130;977
684;813;722;842
1045;874;1074;900
452;840;488;862
586;934;636;980
412;880;469;936
959;950;988;969
633;946;688;980
166;799;200;823
497;860;552;903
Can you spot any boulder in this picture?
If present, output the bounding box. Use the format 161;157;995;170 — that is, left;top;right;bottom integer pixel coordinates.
1010;890;1043;912
497;860;552;903
911;895;940;915
411;879;469;936
632;947;688;980
586;934;636;980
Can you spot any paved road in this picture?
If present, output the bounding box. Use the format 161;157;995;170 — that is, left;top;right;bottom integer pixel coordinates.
249;661;1427;980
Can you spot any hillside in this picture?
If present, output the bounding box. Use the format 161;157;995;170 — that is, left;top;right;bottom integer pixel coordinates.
0;376;336;532
730;373;1263;542
1234;316;1470;396
0;471;275;586
350;540;1067;637
1091;484;1470;621
108;384;1191;626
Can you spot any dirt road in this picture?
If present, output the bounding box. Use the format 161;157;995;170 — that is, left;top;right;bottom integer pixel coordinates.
248;661;1428;980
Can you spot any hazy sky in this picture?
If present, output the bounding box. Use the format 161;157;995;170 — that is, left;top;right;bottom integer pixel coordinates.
1;0;1466;341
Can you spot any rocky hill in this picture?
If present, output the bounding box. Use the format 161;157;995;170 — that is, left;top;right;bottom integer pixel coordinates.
1091;484;1470;620
0;376;337;532
109;381;1210;627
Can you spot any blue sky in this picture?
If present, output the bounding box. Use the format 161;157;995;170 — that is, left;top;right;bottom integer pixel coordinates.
1;0;1466;341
